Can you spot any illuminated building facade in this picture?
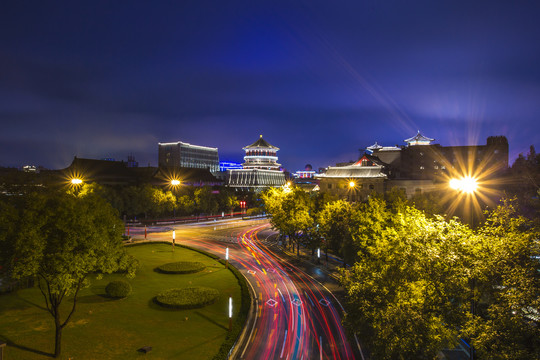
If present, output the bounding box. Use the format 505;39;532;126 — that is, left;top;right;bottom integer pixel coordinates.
318;131;509;201
242;135;281;170
228;135;285;189
317;154;387;202
158;141;219;173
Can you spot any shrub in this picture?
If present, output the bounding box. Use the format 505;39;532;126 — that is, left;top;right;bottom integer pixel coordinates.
156;261;206;274
154;287;219;309
105;280;132;298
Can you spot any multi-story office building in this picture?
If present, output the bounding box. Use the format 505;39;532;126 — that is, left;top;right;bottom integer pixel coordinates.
158;141;219;173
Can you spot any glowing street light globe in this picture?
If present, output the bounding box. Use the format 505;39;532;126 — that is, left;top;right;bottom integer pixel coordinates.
171;179;180;186
349;181;356;188
449;177;478;193
71;178;83;185
461;176;478;193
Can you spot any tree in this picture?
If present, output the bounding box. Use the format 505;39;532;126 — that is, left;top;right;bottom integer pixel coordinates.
1;188;137;358
461;199;540;359
341;204;472;359
318;200;362;266
262;186;314;256
194;186;219;215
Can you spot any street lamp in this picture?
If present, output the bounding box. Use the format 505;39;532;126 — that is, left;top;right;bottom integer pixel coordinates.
71;178;83;185
170;179;180;222
449;176;478;360
225;247;229;269
228;297;233;331
449;176;477;193
172;230;176;252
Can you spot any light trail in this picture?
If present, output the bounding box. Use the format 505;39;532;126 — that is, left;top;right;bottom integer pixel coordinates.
138;220;356;359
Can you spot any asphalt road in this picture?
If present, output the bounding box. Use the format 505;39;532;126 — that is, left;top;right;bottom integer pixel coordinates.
130;218;359;360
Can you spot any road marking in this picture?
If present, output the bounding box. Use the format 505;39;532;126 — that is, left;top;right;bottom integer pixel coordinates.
277;288;285;303
262;268;267;275
280;330;288;358
304;291;315;306
247;270;256;275
319;298;330;307
266;298;278;307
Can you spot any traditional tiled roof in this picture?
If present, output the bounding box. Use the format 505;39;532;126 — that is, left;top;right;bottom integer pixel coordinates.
243;135;280;150
404;130;434;145
366;141;383;151
316;165;387;179
353;154;385;166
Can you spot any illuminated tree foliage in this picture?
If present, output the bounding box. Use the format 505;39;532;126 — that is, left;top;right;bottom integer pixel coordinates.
0;189;137;358
461;199;540;359
341;205;472;359
340;198;539;359
318;200;362;267
261;186;314;256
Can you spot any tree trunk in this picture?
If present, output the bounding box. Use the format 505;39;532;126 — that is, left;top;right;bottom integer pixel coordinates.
54;315;62;358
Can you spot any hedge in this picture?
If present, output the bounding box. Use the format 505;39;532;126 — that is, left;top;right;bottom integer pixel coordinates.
156;261;206;274
154;287;220;309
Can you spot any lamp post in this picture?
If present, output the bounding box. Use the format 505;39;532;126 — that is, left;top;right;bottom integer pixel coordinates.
228;296;233;331
225;247;229;269
449;176;478;360
171;179;180;223
172;230;176;252
348;181;356;202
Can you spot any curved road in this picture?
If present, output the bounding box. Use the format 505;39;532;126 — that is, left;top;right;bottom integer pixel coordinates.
130;219;359;360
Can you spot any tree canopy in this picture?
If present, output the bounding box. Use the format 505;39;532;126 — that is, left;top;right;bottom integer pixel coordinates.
0;188;138;358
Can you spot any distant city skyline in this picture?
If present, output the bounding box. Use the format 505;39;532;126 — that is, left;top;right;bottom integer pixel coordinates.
2;1;539;171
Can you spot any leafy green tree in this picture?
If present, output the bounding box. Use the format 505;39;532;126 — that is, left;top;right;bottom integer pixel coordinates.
0;188;137;358
262;186;314;256
341;205;472;359
194;186;219;215
462;199;540;359
318;200;362;266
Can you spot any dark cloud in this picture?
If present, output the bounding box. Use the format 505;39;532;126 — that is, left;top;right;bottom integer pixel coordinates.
1;0;539;171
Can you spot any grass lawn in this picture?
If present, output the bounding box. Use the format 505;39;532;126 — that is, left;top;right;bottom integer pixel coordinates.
0;243;242;360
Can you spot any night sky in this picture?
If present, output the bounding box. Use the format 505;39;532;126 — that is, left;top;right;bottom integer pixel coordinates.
2;1;540;172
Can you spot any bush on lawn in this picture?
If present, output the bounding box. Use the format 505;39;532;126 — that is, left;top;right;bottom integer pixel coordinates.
105;280;132;298
157;261;206;274
154;287;219;309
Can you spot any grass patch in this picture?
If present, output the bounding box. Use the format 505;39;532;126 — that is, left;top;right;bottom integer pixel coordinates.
155;287;219;309
157;261;206;274
0;243;243;360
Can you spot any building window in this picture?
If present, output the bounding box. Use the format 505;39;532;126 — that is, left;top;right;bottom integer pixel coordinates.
420;166;425;170
369;184;374;190
328;184;332;189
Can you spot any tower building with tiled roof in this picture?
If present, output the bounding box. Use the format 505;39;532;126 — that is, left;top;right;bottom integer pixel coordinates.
227;135;286;189
242;135;282;170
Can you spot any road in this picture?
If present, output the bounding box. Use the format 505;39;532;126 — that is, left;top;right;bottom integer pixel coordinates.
129;218;359;360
